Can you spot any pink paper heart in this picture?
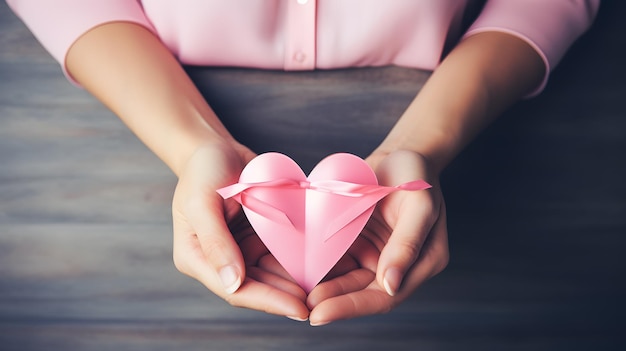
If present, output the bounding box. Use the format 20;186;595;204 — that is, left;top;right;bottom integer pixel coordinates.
217;153;430;292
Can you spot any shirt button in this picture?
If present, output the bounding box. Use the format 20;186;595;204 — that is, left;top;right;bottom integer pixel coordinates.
297;0;308;4
293;51;306;63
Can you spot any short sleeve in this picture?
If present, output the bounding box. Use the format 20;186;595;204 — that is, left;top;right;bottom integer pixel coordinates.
7;0;155;79
464;0;600;95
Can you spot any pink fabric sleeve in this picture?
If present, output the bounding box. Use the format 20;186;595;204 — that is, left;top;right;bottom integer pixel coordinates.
6;0;155;78
464;0;600;95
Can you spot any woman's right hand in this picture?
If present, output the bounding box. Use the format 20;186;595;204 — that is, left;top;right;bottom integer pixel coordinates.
171;142;310;320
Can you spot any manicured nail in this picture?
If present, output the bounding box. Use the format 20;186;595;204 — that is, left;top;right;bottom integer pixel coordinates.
219;265;241;294
383;268;402;296
287;316;308;322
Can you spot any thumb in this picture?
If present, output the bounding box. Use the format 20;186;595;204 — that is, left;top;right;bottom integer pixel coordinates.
176;196;246;296
376;192;437;296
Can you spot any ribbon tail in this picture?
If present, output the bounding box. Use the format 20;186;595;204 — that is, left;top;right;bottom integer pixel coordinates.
323;188;394;242
322;180;432;242
240;194;296;229
216;179;303;199
395;179;432;191
216;183;251;199
217;180;300;229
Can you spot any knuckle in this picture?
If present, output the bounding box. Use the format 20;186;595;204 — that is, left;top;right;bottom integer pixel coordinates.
201;238;230;260
396;239;422;264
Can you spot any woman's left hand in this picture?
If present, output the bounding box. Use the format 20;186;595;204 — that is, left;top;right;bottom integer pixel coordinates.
306;150;450;326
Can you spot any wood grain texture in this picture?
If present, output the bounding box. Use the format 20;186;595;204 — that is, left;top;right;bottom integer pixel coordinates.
1;2;625;350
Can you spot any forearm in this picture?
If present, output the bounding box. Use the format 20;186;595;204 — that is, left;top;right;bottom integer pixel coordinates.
66;22;238;176
374;32;545;173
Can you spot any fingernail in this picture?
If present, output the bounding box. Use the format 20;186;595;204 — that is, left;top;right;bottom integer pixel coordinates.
219;265;241;294
383;268;402;296
286;316;308;322
309;320;330;327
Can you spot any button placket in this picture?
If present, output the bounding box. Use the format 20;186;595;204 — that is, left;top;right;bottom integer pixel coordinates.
284;0;316;70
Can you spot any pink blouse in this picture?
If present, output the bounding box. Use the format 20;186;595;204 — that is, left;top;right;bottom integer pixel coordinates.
7;0;599;93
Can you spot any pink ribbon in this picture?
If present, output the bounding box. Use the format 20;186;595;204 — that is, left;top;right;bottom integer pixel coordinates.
217;179;431;241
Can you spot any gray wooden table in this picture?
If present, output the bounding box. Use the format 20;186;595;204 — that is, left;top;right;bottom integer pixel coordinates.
1;2;625;350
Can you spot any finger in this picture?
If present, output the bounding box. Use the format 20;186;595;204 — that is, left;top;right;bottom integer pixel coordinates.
238;232;269;266
322;253;359;282
306;221;383;308
307;268;375;309
322;232;379;282
345;226;385;272
376;191;439;296
309;286;391;326
247;265;307;301
226;277;310;321
256;254;298;283
174;229;309;319
394;204;449;298
176;195;245;295
308;213;449;325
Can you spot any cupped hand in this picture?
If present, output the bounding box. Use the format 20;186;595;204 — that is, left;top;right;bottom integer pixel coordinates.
307;150;449;325
171;142;310;320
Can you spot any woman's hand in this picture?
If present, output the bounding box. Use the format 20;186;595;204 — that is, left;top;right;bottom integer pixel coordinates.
307;150;449;325
172;142;310;320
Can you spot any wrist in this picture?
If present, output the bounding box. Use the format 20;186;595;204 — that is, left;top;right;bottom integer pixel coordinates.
171;133;253;178
367;148;441;183
373;125;458;175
